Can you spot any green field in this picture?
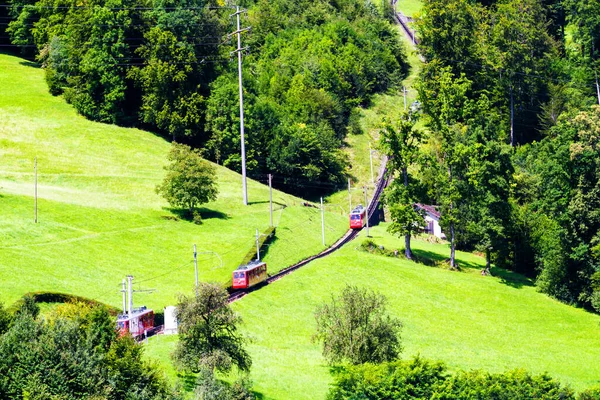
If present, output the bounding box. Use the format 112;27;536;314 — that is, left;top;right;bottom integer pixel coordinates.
146;224;600;399
395;0;423;17
0;53;348;310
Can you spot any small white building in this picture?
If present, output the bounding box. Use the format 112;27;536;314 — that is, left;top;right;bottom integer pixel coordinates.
415;203;445;239
163;305;178;335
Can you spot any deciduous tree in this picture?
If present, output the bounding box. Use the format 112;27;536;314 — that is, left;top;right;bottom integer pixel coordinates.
156;143;218;215
313;285;402;365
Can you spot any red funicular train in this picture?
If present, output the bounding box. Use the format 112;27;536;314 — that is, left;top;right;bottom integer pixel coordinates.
232;261;268;290
117;306;154;338
349;204;367;229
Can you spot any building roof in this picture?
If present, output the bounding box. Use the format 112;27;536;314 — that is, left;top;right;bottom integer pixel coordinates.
415;203;441;219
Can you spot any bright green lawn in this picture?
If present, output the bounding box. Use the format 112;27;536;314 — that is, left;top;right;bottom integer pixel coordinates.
0;53;347;310
146;223;600;399
395;0;422;18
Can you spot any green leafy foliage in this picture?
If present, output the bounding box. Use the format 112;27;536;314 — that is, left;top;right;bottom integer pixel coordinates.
313;285;403;365
0;302;178;399
172;283;251;374
156;143;218;214
327;357;576;400
380;113;425;259
5;0;407;188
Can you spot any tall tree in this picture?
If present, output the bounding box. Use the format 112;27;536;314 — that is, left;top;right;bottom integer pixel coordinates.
380;113;424;259
172;283;251;374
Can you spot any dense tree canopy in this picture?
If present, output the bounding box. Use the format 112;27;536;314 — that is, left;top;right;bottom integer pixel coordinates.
410;0;600;309
0;299;178;399
5;0;407;191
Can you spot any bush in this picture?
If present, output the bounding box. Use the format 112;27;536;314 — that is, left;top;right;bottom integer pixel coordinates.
579;386;600;400
328;356;447;400
430;369;575;399
328;358;577;400
314;285;403;365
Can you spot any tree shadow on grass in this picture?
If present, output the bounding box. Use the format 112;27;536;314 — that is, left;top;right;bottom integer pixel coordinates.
411;248;482;270
259;234;278;261
248;200;287;208
19;60;40;68
165;207;230;221
490;267;534;289
177;372;197;393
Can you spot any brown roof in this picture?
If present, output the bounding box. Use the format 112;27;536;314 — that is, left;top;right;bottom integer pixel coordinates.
414;203;441;219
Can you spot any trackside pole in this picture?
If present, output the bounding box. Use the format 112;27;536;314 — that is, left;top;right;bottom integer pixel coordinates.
348;178;352;213
194;244;198;295
364;187;370;237
255;228;260;261
34;157;37;223
321;197;325;246
269;174;273;227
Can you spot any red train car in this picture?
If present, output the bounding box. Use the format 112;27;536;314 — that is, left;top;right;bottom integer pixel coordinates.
232;261;267;290
349;205;367;229
117;306;154;338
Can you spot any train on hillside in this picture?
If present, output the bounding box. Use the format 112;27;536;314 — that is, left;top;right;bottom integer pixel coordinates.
232;261;268;290
117;306;155;338
349;204;367;229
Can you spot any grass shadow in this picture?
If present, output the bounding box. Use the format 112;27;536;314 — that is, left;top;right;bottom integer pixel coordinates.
411;248;481;270
248;200;287;208
165;207;230;221
490;266;534;289
19;60;40;68
258;233;278;261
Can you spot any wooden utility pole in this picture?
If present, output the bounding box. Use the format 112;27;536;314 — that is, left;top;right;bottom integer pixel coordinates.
320;197;325;246
348;178;352;213
34;157;37;223
363;187;369;237
369;142;374;185
269;174;273;227
193;244;198;295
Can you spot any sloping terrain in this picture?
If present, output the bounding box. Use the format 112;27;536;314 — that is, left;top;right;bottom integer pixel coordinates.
0;53;348;310
147;224;600;399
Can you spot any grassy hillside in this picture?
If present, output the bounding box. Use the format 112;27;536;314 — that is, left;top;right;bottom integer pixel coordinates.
0;53;348;310
147;224;600;399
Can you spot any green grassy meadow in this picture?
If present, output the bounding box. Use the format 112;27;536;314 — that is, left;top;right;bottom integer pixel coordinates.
146;224;600;399
0;53;348;310
395;0;423;18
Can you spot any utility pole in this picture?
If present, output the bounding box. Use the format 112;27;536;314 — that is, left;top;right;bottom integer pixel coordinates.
403;86;407;111
269;173;273;227
369;142;374;185
121;279;127;314
320;197;325;246
364;187;370;237
510;85;514;146
230;6;251;205
348;178;352;213
127;275;134;316
595;70;600;106
34;157;37;223
255;228;260;261
193;244;198;295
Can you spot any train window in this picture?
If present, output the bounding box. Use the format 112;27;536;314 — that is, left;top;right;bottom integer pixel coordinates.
351;215;359;220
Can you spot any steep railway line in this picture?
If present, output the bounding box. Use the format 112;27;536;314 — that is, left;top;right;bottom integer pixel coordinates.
228;158;390;303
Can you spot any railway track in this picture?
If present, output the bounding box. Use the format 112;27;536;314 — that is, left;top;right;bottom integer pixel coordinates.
229;158;390;303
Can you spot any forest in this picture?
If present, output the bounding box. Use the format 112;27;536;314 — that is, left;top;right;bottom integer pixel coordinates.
387;0;600;315
1;0;600;325
2;0;405;192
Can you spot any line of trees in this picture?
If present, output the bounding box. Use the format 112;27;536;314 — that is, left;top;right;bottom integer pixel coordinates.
4;0;408;194
381;0;600;312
